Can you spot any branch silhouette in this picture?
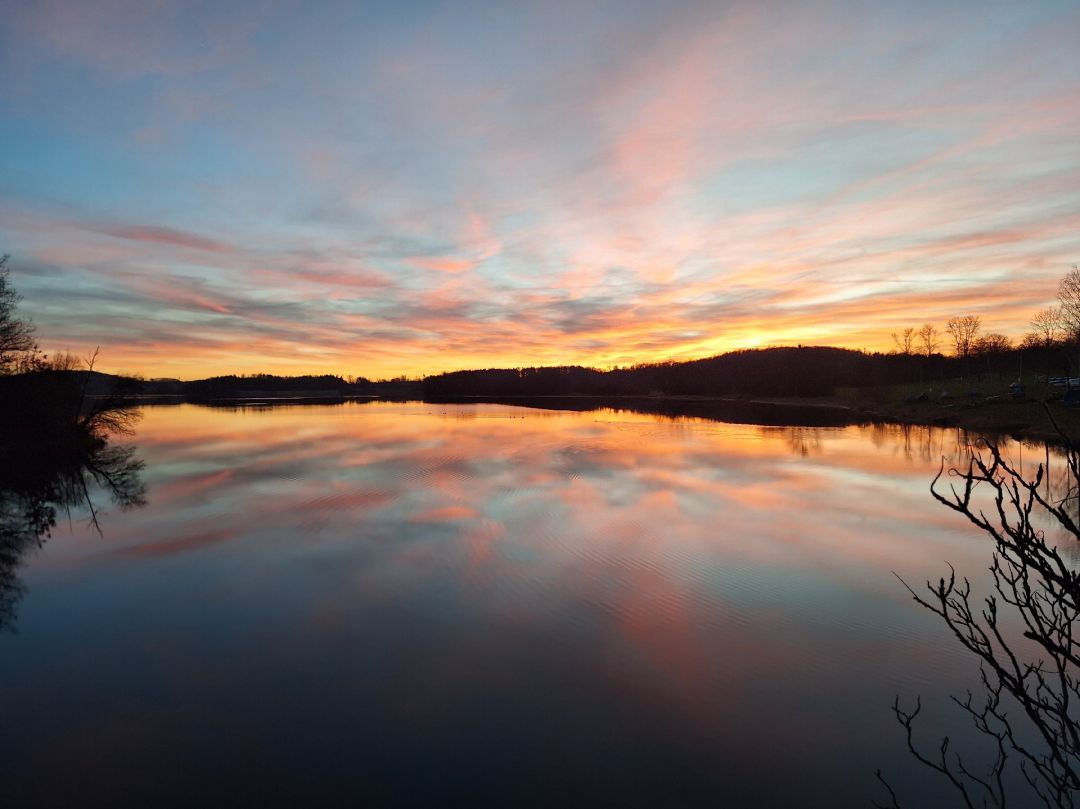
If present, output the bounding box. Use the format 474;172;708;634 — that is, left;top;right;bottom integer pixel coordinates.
879;422;1080;807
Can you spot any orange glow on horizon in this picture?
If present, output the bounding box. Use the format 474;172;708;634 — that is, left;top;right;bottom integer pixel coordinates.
74;325;1034;381
4;2;1076;382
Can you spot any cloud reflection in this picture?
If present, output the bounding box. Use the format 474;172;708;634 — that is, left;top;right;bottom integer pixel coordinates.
7;401;1061;806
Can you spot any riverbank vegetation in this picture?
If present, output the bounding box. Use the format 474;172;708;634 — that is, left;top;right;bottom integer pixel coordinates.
0;259;146;630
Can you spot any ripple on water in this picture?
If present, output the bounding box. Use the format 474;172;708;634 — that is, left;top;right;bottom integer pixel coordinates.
293;488;396;533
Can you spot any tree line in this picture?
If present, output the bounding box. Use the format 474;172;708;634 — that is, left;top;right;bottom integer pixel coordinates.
5;256;1080;403
891;265;1080;360
890;317;1006;359
421;345;1026;400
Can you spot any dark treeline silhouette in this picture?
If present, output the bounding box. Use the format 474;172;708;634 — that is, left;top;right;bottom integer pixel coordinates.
183;373;369;401
6;251;1080;408
420;266;1080;400
176;373;422;402
422;344;1049;400
25;340;1067;406
69;341;1069;405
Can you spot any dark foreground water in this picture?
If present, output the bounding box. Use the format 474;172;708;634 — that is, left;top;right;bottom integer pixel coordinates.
0;402;1061;807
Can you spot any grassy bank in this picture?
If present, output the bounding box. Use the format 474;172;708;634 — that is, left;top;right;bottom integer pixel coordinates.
827;374;1080;444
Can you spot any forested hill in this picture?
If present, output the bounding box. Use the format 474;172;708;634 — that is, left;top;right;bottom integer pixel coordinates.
422;345;1032;399
421;347;868;397
44;343;1049;403
423;347;864;398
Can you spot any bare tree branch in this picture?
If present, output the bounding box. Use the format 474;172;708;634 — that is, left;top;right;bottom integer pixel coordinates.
880;435;1080;807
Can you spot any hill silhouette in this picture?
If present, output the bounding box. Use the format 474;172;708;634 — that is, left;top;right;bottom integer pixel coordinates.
51;342;1058;403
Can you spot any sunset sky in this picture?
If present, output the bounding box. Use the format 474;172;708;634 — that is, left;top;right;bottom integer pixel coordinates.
1;0;1078;379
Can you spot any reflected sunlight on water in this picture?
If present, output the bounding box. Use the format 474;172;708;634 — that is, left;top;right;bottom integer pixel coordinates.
1;402;1069;808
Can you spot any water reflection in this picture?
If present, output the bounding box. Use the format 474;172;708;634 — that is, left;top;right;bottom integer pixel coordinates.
880;438;1080;806
0;424;145;629
1;401;1076;807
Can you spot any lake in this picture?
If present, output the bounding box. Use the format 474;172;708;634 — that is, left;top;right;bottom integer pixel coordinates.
0;401;1058;807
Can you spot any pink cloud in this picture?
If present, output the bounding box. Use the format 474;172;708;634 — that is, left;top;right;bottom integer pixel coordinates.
408;256;478;274
104;225;233;254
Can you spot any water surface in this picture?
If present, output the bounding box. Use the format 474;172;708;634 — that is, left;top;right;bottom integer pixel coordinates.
0;402;1054;807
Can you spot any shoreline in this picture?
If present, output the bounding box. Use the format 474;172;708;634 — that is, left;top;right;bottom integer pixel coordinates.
114;390;1080;445
415;392;1080;445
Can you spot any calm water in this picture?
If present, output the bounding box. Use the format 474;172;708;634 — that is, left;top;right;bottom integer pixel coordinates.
0;402;1058;807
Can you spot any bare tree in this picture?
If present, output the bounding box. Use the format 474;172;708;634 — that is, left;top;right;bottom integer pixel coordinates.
946;315;981;358
1021;331;1044;350
0;256;37;374
1059;266;1080;343
973;333;1011;356
893;327;917;355
877;436;1080;808
918;323;940;357
1032;307;1063;349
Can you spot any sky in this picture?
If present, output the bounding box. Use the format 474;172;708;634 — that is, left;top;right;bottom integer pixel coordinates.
1;0;1078;380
